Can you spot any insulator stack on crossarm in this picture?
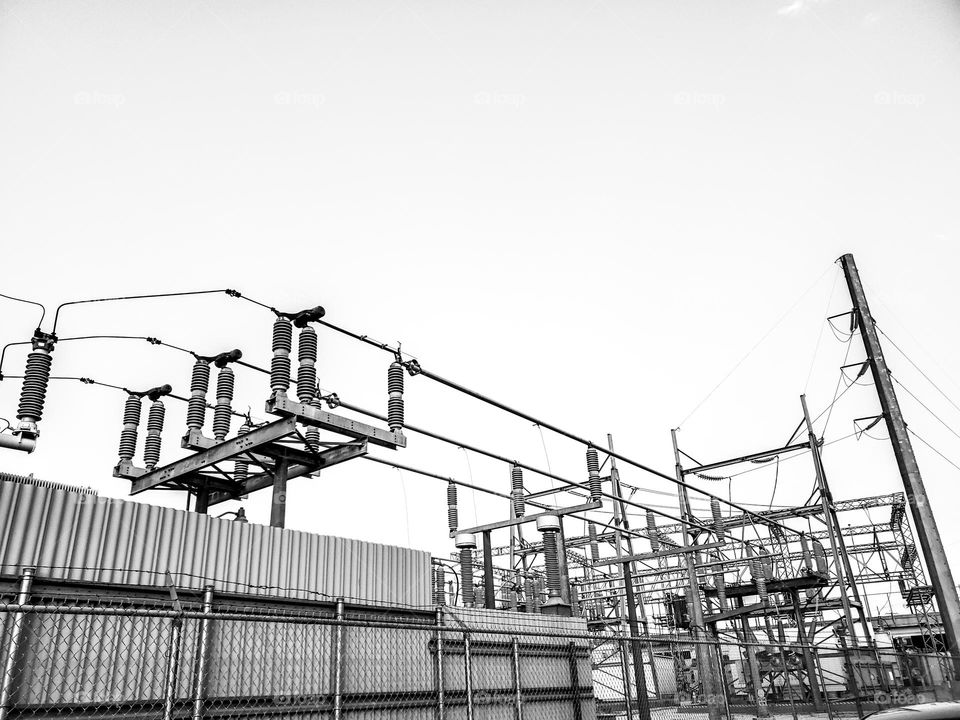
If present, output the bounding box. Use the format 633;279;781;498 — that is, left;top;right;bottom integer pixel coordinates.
212;367;234;442
270;318;293;395
117;394;142;462
387;361;404;432
524;576;535;613
537;515;562;599
511;465;524;518
297;327;318;403
186;360;210;432
305;398;322;453
233;423;251;483
447;482;458;533
710;497;723;536
588;522;600;563
646;511;660;552
715;571;727;611
585;447;601;501
142;401;166;470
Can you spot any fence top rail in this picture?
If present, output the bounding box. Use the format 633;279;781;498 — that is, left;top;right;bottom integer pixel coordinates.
1;599;956;661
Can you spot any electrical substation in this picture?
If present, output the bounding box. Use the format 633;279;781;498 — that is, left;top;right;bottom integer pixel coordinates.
0;252;958;720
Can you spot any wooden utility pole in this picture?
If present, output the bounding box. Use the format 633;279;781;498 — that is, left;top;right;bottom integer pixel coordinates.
839;253;960;671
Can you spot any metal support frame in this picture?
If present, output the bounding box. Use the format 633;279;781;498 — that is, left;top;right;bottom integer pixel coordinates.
840;252;960;672
450;502;602;538
672;430;725;720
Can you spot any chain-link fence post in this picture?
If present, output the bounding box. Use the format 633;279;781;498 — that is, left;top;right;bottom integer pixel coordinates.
838;632;864;718
511;636;523;720
619;637;635;720
463;631;474;720
436;607;446;720
332;598;345;720
162;616;184;720
0;567;34;720
190;585;214;720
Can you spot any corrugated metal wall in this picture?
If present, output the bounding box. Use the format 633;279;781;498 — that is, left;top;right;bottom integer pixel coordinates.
0;475;432;607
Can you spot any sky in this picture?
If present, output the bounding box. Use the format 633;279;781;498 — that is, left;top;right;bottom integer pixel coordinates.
1;0;959;618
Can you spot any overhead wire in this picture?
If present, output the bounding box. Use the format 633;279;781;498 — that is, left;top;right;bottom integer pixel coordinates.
0;291;46;327
677;263;835;429
907;428;960;474
879;325;960;418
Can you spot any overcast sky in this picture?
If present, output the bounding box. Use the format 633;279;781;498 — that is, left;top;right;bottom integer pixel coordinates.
1;0;958;617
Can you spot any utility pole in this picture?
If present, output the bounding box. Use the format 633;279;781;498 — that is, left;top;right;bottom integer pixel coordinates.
672;430;725;720
839;253;960;672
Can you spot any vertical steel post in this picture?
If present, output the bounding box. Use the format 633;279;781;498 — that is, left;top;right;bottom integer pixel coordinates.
482;530;495;610
838;631;864;718
463;632;474;720
623;562;652;720
771;620;800;720
609;434;660;708
0;567;34;720
672;430;725;720
840;252;960;669
567;641;583;720
790;590;825;710
618;637;635;720
270;458;289;528
190;585;214;720
333;598;345;720
801;394;861;645
511;636;523;720
737;597;767;718
436;607;446;720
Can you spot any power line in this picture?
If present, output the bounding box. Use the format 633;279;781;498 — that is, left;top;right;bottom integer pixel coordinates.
677;264;835;428
892;375;960;445
879;325;960;418
908;428;960;474
0;291;46;326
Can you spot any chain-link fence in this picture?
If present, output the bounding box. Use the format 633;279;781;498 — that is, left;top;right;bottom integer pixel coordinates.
0;578;957;719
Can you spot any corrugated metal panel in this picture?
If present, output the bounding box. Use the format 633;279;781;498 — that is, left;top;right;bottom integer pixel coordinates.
0;477;432;607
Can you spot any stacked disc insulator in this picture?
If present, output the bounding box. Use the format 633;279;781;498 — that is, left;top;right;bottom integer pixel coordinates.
297;327;317;403
447;482;458;533
212;367;234;442
387;362;404;431
143;401;166;470
186;360;210;431
270;319;292;394
585;447;601;501
511;465;524;518
17;350;53;426
118;394;142;462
